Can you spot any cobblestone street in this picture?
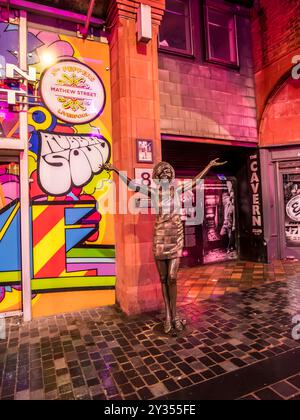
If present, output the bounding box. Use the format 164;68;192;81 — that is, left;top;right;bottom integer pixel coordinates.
1;261;300;400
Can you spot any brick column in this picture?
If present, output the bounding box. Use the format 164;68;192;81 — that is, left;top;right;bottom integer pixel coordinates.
107;0;165;315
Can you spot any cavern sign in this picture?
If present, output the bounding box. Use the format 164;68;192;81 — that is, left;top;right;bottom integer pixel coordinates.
0;63;36;104
40;60;106;125
249;154;263;236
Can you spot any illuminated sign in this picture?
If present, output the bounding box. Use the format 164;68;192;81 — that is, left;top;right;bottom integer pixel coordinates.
292;55;300;80
0;63;36;104
286;195;300;222
249;154;263;236
40;60;106;125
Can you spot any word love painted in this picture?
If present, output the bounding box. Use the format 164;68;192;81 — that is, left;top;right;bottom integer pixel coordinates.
249;154;263;235
38;132;110;196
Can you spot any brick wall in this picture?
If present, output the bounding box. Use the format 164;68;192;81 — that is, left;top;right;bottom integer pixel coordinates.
107;0;165;315
158;0;258;143
251;0;300;120
251;0;300;73
260;77;300;146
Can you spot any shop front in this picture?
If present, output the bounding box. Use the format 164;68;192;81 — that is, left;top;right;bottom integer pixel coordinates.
259;73;300;262
261;147;300;261
0;9;116;318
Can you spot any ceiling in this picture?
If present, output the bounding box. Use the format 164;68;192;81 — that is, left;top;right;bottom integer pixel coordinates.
23;0;254;21
227;0;254;7
13;0;254;23
26;0;110;20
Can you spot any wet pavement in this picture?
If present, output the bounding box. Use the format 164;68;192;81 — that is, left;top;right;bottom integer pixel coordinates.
0;260;300;400
177;260;298;305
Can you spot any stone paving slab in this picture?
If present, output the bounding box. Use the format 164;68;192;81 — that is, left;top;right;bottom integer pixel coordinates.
177;260;300;305
0;261;300;400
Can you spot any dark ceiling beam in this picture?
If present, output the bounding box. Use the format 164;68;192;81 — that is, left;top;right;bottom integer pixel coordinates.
226;0;254;7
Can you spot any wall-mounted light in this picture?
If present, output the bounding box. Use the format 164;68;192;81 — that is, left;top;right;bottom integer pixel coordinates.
40;52;56;67
137;4;152;43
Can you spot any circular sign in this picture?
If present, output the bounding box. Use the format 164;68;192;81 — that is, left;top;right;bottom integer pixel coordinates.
286;195;300;221
40;60;105;125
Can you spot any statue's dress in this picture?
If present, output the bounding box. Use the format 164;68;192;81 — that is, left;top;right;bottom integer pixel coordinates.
152;186;184;260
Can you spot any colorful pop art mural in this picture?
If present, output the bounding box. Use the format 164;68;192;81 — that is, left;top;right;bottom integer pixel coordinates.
0;23;115;316
0;162;22;313
0;22;42;138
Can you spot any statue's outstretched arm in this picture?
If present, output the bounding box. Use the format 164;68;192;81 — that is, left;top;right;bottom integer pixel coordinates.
100;163;153;198
177;158;227;193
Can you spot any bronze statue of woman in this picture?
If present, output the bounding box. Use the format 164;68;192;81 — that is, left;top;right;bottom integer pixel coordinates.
101;158;226;334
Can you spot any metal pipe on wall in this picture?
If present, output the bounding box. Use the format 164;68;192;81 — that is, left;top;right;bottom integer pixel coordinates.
19;9;32;322
81;0;95;38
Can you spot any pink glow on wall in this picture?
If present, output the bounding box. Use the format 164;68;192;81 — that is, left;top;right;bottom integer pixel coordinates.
260;78;300;146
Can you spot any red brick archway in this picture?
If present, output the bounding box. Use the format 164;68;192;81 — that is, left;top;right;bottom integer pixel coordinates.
259;76;300;147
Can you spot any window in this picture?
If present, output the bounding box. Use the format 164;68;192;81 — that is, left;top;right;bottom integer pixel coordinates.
159;0;192;55
205;6;239;67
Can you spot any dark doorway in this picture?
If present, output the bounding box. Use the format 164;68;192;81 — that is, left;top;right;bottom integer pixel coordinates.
162;140;266;266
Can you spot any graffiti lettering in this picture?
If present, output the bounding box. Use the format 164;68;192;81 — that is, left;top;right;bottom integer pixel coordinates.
32;202;99;279
38;132;111;196
1;26;116;315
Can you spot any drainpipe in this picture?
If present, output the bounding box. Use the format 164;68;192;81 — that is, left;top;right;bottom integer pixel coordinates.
19;9;32;322
81;0;96;39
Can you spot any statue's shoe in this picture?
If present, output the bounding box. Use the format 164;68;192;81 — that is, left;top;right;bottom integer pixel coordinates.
164;319;172;334
173;317;186;331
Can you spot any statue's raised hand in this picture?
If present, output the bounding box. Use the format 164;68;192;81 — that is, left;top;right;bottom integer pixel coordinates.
209;158;227;167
